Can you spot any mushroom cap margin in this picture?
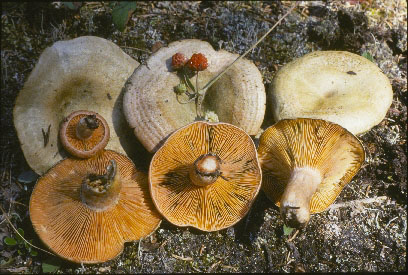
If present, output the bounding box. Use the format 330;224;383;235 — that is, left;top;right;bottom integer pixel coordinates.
149;121;262;231
123;39;266;153
29;150;162;264
257;118;365;213
59;110;110;158
13;36;140;175
269;51;393;135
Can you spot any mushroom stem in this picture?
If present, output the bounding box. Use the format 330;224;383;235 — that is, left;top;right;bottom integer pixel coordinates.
76;115;99;140
280;167;322;228
189;153;221;187
80;160;122;211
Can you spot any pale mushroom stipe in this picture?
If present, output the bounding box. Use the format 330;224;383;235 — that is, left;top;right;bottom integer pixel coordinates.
257;118;365;228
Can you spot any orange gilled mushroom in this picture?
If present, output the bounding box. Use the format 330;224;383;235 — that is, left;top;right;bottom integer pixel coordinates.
257;118;365;228
59;110;110;158
29;150;161;264
149;121;262;232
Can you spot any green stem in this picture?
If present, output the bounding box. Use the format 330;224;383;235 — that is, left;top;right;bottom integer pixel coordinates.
183;68;196;93
196;71;199;93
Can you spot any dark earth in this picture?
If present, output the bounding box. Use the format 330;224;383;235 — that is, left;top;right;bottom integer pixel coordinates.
1;1;406;273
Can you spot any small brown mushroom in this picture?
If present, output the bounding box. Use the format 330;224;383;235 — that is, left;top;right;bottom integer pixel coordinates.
29;150;161;263
149;121;262;232
59;110;110;158
257;118;365;228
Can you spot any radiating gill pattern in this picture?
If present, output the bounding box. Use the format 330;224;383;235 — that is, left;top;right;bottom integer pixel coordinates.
30;150;161;263
150;122;261;231
65;114;105;152
258;119;364;213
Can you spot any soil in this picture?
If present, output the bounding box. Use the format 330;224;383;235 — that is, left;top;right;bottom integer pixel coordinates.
1;1;406;273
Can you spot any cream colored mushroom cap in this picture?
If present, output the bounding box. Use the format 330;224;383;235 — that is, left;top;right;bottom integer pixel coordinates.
123;39;265;152
269;51;393;135
13;36;139;175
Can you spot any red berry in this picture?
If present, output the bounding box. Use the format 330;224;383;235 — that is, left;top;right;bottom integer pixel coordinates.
171;53;188;70
187;53;208;71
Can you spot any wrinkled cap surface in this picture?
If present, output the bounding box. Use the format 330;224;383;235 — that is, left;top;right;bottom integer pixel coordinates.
257;118;365;213
149;121;262;231
269;51;393;135
13;36;139;175
29;150;161;264
123;39;265;152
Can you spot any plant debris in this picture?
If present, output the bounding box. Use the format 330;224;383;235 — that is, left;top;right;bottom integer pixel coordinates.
1;1;406;273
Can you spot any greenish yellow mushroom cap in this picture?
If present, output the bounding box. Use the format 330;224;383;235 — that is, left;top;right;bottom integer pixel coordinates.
270;51;393;135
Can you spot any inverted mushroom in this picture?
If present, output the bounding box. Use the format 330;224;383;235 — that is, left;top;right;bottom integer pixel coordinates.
269;51;393;135
123;39;266;152
257;118;365;228
13;36;140;175
59;110;110;158
29;150;161;264
149;121;262;231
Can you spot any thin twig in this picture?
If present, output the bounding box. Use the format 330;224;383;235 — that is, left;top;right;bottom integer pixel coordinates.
385;217;398;229
120;45;152;54
172;254;193;261
11;200;28;208
207;260;222;273
138;237;143;261
199;2;299;93
0;205;55;256
287;229;299;242
328;196;388;210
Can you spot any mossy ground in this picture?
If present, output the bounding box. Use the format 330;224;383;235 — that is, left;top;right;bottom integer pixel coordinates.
1;1;406;273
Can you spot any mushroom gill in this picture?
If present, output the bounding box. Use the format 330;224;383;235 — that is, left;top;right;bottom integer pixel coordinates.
29;150;161;263
257;118;365;228
59;110;110;158
13;36;140;175
149;121;262;231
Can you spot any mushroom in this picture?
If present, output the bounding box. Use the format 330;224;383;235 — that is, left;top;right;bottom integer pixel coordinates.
149;121;262;231
13;36;140;175
257;118;365;228
269;51;393;135
29;150;161;263
59;110;110;158
123;39;265;152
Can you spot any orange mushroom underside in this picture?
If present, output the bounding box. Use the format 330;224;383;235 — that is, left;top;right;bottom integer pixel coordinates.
149;122;261;231
29;150;161;263
257;118;365;213
64;113;106;153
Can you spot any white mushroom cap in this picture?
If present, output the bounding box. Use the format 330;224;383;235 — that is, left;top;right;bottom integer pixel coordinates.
269;51;393;135
13;36;139;175
123;39;265;152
